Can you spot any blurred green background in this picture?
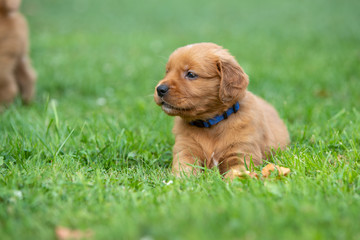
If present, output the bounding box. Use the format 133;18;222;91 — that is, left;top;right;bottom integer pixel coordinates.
24;0;360;123
0;0;359;239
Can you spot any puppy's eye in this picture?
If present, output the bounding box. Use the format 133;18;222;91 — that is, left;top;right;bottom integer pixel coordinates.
185;71;198;80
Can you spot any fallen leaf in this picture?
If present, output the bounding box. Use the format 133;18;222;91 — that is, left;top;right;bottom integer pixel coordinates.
55;226;93;240
261;163;290;178
261;163;276;177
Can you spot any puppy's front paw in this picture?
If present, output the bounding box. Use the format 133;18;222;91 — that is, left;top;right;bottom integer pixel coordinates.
224;169;258;180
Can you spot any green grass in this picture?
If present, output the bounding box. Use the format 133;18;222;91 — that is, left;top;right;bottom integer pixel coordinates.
1;0;360;239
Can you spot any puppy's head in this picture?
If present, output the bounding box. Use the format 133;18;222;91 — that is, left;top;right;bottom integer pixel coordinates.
154;43;249;121
0;0;21;14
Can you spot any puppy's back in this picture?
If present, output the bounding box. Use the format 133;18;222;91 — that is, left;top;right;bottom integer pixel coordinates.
253;94;290;152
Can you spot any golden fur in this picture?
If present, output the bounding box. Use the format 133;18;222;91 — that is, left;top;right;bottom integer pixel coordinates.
154;43;290;179
0;0;36;108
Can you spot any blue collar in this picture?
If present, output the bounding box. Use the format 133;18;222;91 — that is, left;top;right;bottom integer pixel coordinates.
190;102;240;128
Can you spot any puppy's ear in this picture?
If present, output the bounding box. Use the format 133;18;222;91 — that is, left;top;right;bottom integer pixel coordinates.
217;53;249;103
2;0;21;12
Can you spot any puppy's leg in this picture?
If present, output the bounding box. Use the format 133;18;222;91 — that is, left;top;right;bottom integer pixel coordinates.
0;57;18;106
172;150;203;177
172;139;205;177
219;146;262;180
0;75;18;106
15;56;36;105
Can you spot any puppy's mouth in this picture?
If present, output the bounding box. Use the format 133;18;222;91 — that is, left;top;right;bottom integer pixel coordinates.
161;101;193;113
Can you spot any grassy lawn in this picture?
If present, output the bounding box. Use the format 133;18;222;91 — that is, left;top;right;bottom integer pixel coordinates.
1;0;360;239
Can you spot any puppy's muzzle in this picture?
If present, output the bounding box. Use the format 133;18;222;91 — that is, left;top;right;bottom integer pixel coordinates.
156;84;169;97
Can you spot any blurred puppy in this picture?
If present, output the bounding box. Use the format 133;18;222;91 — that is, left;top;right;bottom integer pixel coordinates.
154;43;290;179
0;0;36;109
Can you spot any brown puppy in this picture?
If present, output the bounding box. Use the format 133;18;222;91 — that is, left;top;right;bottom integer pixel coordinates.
154;43;290;179
0;0;36;108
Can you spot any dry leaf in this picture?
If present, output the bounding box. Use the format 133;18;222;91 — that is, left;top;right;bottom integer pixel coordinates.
277;166;291;176
261;163;290;178
55;226;93;240
261;164;275;177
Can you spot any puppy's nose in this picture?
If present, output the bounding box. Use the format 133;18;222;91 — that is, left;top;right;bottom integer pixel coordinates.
157;84;169;97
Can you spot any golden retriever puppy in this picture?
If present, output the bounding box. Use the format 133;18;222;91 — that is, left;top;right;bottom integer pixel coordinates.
154;43;290;179
0;0;36;108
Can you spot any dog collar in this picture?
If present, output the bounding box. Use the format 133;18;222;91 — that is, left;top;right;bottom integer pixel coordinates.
190;102;240;128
